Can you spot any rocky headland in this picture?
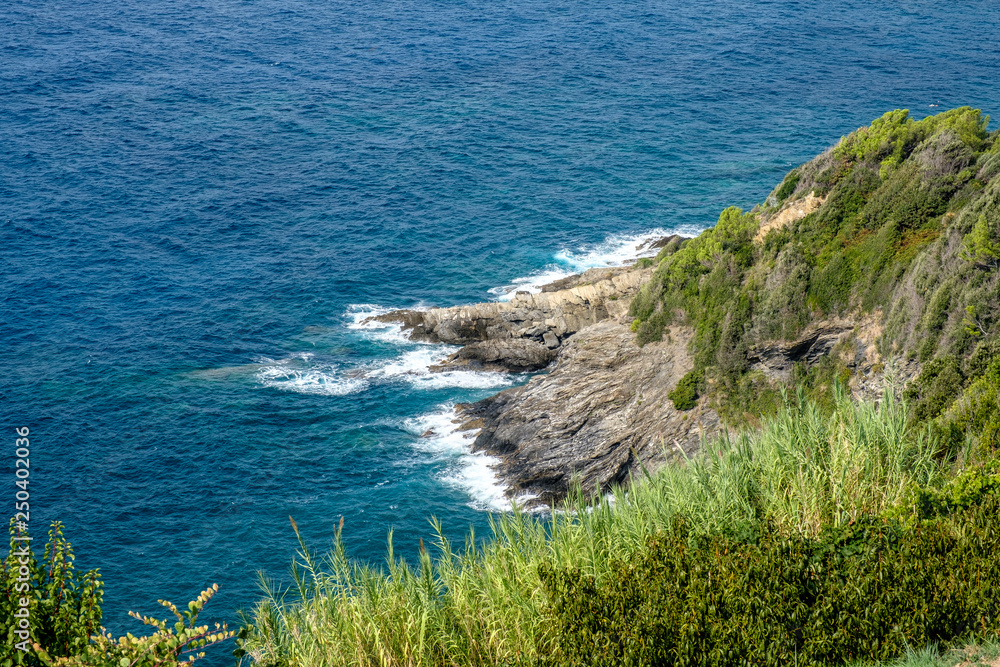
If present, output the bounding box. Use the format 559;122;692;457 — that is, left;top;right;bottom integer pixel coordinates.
368;108;1000;507
371;239;888;506
370;249;711;503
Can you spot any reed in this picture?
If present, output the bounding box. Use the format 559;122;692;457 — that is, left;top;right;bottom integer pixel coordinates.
240;387;947;667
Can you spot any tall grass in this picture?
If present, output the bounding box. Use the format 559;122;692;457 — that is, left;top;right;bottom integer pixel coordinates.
241;387;946;667
854;638;1000;667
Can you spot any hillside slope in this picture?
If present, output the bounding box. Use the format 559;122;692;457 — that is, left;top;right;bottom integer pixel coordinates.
630;107;1000;448
377;108;1000;504
237;109;1000;667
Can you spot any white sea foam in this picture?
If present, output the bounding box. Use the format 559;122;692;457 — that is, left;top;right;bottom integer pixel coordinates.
342;304;523;390
489;227;701;301
253;314;516;397
344;302;394;326
366;348;519;390
344;303;414;344
404;405;535;511
256;359;367;396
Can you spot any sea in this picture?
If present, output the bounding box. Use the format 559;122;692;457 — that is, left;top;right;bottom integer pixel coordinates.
2;0;999;657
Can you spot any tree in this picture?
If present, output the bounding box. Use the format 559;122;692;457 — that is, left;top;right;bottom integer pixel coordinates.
962;214;1000;268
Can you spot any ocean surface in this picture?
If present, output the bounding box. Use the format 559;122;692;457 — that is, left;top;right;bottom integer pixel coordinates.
2;0;999;657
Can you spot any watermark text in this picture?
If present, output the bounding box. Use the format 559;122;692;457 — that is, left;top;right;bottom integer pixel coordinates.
13;426;31;652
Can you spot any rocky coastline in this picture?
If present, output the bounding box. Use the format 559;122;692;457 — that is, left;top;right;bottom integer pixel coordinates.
369;222;903;506
370;237;718;505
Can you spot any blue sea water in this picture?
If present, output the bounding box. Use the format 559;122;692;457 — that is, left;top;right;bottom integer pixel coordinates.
2;0;1000;657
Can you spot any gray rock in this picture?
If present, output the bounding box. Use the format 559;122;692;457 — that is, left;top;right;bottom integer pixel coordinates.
361;238;719;506
749;319;855;381
462;320;720;506
433;338;557;373
369;265;653;346
749;315;920;401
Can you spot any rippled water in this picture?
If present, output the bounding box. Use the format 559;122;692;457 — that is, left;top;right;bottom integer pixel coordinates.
2;0;999;655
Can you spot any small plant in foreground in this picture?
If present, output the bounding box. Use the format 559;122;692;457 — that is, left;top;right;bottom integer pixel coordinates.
35;584;234;667
1;520;103;667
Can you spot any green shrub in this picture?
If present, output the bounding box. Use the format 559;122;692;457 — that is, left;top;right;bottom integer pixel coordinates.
668;370;703;411
948;357;1000;454
38;585;234;667
541;494;1000;667
1;521;102;666
835;109;912;164
888;462;1000;526
1;521;233;667
905;356;965;423
962;214;1000;268
788;356;852;412
917;281;956;361
774;169;801;204
753;245;811;342
835;108;989;169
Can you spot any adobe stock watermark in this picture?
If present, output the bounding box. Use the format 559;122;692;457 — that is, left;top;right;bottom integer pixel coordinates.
12;426;32;653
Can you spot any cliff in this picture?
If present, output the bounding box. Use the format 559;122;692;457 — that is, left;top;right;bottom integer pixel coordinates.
241;109;1000;667
459;320;716;504
372;252;710;502
374;108;1000;505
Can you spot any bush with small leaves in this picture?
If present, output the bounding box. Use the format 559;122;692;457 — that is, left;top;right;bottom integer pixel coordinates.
1;521;103;667
962;213;1000;268
541;492;1000;667
668;370;703;411
34;584;234;667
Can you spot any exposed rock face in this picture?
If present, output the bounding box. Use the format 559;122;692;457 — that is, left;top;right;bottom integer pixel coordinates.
749;314;920;402
749;319;855;381
755;192;827;243
431;338;557;373
365;247;726;504
371;265;651;367
459;320;719;505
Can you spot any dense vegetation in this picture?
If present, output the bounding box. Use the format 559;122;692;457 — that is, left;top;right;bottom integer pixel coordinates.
544;493;1000;666
629;108;1000;437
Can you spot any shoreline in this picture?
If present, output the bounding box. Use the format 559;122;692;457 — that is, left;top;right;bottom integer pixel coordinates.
368;233;713;506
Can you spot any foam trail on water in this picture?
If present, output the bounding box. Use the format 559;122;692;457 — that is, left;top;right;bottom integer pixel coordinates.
344;304;523;390
489;226;700;301
256;355;368;396
404;405;536;511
